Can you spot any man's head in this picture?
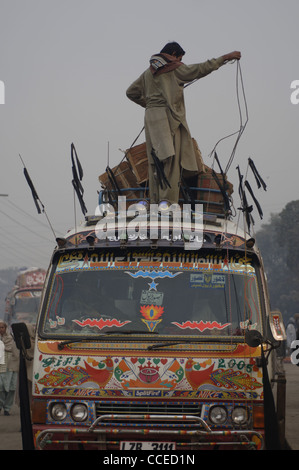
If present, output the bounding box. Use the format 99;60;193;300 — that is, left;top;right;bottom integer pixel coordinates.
160;42;185;59
0;322;7;336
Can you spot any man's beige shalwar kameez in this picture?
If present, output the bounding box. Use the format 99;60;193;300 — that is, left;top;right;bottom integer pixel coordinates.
126;55;225;204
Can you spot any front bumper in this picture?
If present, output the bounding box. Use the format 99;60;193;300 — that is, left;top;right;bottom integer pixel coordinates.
34;413;264;450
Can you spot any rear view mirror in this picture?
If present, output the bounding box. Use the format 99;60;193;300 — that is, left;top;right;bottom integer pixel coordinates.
245;329;263;347
11;322;31;351
269;310;286;341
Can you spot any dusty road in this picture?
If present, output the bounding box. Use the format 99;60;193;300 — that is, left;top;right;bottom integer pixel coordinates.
284;362;299;450
0;404;22;450
0;362;298;450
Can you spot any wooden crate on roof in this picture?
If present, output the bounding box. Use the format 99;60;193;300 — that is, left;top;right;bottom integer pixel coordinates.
125;142;148;184
196;165;233;214
180;165;233;215
98;161;145;207
126;138;205;185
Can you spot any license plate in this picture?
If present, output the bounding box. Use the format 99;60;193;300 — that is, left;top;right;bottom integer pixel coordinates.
120;441;176;450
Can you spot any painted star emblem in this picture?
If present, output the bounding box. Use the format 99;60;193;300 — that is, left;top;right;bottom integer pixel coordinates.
148;280;158;291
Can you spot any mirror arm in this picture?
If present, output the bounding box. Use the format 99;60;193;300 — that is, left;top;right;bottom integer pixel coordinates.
260;339;281;364
19;334;33;361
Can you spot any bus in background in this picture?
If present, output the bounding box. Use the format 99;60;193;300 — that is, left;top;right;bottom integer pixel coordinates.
5;267;46;326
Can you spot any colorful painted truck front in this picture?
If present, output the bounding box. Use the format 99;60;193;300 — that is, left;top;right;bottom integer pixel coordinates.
5;267;46;326
23;209;286;451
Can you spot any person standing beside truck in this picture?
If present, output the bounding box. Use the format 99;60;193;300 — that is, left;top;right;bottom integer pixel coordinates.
0;321;18;415
126;42;241;205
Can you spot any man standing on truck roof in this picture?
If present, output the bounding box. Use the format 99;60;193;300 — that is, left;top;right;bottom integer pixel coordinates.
126;42;241;206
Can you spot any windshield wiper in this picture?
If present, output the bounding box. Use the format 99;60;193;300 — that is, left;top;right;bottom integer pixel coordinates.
147;340;193;350
147;336;235;350
58;330;158;350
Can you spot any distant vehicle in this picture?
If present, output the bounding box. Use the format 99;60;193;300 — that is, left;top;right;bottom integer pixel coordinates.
4;267;46;326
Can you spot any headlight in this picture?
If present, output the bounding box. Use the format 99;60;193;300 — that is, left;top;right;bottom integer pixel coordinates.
232;407;248;425
71;403;88;422
50;403;67;421
209;406;228;425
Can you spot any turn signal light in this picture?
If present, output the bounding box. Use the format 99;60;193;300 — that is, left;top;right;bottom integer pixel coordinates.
31;399;47;424
253;405;264;429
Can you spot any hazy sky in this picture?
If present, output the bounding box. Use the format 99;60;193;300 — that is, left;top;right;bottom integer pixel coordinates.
0;0;298;270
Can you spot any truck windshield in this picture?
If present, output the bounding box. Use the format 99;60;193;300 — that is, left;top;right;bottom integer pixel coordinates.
40;249;262;338
12;290;42;324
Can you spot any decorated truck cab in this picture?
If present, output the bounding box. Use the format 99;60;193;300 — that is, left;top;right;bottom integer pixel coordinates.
13;137;286;450
21;199;285;450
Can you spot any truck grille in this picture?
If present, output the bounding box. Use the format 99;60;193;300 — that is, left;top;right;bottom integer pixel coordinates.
95;401;201;417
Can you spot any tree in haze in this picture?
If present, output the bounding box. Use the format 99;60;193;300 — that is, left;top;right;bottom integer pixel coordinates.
256;200;299;322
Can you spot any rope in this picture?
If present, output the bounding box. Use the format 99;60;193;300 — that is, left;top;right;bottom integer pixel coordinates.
225;61;249;173
208;61;249;174
122;126;145;163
